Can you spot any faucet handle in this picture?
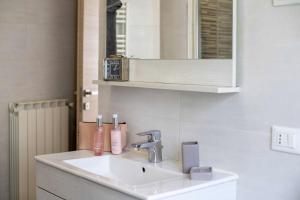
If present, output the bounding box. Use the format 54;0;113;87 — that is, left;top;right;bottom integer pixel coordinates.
137;130;161;141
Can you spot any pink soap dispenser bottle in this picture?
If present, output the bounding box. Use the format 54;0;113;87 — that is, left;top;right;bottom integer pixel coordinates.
111;114;122;155
94;114;104;156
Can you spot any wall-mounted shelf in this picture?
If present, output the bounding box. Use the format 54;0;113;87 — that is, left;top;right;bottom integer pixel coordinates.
93;80;240;94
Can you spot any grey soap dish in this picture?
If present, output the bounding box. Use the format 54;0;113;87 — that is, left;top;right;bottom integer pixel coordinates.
190;166;213;181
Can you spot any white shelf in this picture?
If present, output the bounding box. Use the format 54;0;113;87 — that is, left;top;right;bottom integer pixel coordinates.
93;80;240;94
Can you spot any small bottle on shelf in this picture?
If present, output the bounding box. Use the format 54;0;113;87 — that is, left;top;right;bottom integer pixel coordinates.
93;115;104;156
111;114;122;155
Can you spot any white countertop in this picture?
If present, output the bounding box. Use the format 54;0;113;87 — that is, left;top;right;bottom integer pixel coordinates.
35;150;238;200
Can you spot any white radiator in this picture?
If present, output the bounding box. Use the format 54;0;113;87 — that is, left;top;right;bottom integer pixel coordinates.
9;99;70;200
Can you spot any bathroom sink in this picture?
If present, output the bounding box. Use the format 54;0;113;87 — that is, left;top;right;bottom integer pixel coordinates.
64;155;183;186
36;151;238;200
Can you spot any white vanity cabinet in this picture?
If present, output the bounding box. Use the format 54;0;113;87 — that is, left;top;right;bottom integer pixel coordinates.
35;151;238;200
36;162;140;200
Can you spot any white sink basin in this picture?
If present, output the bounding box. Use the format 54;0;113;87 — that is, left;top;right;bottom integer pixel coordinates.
64;155;183;186
36;151;238;200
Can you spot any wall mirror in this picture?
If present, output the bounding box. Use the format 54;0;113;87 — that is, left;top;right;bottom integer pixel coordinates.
106;0;233;60
98;0;239;93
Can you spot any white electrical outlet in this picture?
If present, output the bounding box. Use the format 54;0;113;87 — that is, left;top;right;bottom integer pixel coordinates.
272;126;300;155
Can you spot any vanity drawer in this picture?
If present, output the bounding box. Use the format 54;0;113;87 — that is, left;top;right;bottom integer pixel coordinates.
36;187;64;200
36;162;138;200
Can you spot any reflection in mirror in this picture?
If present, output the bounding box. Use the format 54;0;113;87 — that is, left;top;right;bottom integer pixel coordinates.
197;0;233;59
106;0;233;60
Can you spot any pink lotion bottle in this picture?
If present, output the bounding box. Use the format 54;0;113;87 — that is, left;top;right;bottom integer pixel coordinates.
93;114;104;156
111;114;122;155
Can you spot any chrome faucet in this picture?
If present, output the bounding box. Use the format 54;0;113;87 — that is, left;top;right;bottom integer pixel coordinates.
131;130;163;163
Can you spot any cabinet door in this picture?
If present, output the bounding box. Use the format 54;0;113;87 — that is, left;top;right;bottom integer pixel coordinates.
36;188;64;200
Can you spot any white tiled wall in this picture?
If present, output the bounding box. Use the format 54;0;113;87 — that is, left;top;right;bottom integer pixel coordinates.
99;1;300;200
126;0;160;59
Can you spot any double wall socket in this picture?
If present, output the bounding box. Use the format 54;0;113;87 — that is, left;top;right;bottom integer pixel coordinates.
272;126;300;155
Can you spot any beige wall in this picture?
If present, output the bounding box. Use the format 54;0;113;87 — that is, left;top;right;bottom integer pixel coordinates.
0;0;76;199
99;1;300;200
160;0;188;59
